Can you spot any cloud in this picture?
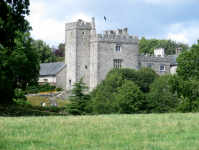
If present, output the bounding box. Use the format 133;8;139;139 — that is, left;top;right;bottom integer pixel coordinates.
26;2;91;46
167;22;199;45
167;32;188;43
72;13;91;22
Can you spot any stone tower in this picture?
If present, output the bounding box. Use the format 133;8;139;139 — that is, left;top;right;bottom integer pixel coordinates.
65;19;91;89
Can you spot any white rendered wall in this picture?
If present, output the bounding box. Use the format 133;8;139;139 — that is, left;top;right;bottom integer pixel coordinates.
38;76;56;83
170;66;177;75
154;48;165;57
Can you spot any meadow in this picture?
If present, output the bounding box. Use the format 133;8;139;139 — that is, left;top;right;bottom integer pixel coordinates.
26;97;70;107
1;113;199;150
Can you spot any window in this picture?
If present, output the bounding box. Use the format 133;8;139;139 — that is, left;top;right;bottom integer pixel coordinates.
115;44;122;51
114;59;123;68
43;79;48;82
160;65;165;71
82;32;84;35
93;46;94;50
116;46;120;51
69;80;71;89
92;63;94;68
147;64;153;68
138;62;142;70
85;66;87;69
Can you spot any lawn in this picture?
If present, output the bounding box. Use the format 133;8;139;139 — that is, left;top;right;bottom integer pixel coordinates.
0;113;199;150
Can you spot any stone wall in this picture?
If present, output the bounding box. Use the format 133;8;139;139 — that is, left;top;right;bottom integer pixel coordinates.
65;20;91;89
138;54;175;75
90;34;139;90
56;66;66;90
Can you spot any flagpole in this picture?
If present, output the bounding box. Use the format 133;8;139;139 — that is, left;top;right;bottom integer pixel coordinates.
103;14;105;32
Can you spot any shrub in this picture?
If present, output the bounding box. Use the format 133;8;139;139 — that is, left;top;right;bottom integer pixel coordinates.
115;79;144;114
0;105;67;117
147;74;178;113
34;105;66;113
56;87;62;91
65;77;92;115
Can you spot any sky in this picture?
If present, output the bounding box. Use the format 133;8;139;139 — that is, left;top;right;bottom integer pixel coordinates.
26;0;199;47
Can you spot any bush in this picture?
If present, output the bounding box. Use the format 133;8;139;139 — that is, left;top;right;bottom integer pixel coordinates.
0;105;67;117
34;105;66;113
115;79;144;114
56;87;62;91
147;74;178;113
65;77;92;115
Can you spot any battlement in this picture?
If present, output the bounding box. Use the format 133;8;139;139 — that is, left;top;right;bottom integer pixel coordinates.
138;53;175;62
65;19;91;30
90;33;139;44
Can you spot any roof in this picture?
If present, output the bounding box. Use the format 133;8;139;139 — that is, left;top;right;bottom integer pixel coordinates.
39;62;66;76
170;55;178;66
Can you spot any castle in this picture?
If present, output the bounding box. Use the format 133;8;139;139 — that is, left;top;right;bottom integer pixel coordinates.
39;17;178;91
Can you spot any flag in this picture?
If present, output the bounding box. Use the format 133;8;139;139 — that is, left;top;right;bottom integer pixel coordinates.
104;16;106;21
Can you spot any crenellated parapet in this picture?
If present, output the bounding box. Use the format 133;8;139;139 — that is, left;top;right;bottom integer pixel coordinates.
90;33;139;44
65;19;91;30
138;53;175;63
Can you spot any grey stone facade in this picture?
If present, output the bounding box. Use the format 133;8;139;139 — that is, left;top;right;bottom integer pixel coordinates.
56;66;67;90
63;17;178;91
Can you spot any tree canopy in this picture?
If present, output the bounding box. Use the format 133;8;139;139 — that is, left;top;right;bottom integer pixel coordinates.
169;40;199;112
0;1;40;103
0;0;30;49
139;37;189;55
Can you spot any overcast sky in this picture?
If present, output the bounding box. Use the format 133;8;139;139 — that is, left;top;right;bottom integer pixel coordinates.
26;0;199;47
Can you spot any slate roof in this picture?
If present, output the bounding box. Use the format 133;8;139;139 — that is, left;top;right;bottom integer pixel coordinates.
170;55;178;66
39;62;66;76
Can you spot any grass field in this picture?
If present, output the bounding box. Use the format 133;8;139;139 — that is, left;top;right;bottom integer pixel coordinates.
1;113;199;150
26;97;70;107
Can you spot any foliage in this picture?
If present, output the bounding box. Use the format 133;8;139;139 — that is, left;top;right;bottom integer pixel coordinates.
136;67;159;93
169;40;199;112
52;43;65;57
139;36;189;55
65;77;91;115
56;87;62;91
0;105;67;117
115;79;144;114
28;83;55;93
0;18;40;103
91;68;158;114
0;0;30;49
92;71;124;114
34;105;66;113
147;74;178;113
33;39;58;63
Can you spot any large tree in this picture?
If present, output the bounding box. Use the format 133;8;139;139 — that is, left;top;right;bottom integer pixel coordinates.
139;37;189;55
33;39;58;63
0;0;30;49
169;40;199;112
147;74;178;113
0;1;40;103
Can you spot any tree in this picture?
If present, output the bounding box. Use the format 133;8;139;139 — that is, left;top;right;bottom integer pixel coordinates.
169;40;199;112
115;79;144;114
33;39;58;63
139;37;189;55
147;74;178;113
92;71;124;114
0;19;40;103
0;0;30;49
52;43;65;62
135;67;159;93
66;77;91;115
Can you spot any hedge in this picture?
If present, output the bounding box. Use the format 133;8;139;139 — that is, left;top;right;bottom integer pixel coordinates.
34;105;66;113
0;105;68;117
